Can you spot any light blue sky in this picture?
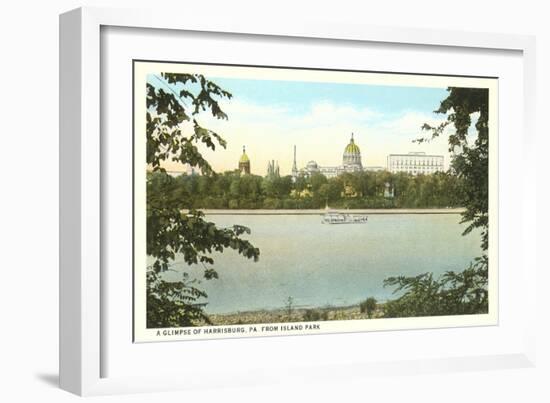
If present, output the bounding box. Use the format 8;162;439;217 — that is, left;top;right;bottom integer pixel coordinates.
148;73;455;174
210;76;448;119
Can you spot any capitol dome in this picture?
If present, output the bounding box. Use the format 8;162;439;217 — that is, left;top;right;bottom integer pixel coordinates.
342;133;363;170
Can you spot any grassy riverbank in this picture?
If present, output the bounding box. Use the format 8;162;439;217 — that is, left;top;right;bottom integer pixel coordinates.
207;303;385;326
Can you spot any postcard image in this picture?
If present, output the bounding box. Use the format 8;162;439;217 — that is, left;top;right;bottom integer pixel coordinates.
132;61;498;342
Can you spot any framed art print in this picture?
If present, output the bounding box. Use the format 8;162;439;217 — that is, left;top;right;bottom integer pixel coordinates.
60;7;536;396
132;61;498;342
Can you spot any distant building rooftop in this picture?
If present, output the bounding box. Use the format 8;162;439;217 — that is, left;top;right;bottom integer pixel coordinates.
388;152;443;158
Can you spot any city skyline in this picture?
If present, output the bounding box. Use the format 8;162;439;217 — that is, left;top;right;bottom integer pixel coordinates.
149;74;477;176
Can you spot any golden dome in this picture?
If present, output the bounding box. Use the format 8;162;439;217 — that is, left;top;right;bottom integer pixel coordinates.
344;133;361;155
239;146;250;163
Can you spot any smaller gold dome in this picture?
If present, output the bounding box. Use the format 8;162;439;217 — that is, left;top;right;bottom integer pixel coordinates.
239;146;250;163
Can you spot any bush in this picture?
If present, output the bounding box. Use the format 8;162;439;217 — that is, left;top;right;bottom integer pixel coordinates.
383;257;488;318
262;197;281;209
228;199;239;209
303;309;321;321
303;309;329;322
360;297;377;318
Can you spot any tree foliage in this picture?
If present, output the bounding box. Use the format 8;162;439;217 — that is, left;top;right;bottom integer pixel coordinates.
383;256;488;317
165;169;465;210
146;271;211;328
146;73;230;174
383;87;490;318
419;87;489;251
145;73;259;328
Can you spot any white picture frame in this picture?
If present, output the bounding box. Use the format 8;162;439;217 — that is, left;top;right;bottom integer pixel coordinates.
59;6;537;396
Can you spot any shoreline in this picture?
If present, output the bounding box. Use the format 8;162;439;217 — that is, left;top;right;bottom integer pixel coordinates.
206;303;385;325
194;208;466;215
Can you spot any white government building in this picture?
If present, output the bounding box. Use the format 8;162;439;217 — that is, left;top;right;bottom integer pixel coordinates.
293;136;445;179
294;133;382;179
387;152;444;175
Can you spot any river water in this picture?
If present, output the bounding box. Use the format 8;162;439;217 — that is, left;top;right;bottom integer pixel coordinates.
163;213;482;314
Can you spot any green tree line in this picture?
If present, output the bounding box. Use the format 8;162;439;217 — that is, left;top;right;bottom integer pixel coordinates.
149;168;466;210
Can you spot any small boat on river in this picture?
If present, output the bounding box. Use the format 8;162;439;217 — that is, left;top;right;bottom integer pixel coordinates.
321;211;368;224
